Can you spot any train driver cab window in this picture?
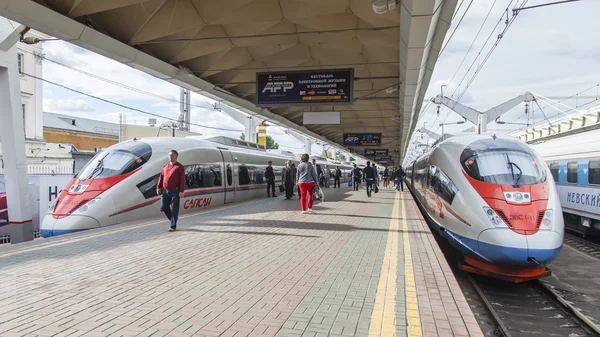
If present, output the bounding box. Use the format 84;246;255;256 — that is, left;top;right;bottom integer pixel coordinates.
589;160;600;185
461;148;545;186
77;141;152;180
567;161;578;184
549;162;559;182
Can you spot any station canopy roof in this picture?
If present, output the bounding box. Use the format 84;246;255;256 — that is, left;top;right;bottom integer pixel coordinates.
17;0;457;163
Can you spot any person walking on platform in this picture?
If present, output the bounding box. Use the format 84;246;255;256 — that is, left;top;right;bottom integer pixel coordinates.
363;161;375;197
156;149;185;232
396;166;405;191
372;164;379;186
265;161;277;197
297;153;319;214
282;160;294;199
351;164;361;191
334;166;341;188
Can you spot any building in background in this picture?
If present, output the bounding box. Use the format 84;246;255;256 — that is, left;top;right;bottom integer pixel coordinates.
0;29;74;176
43;112;120;151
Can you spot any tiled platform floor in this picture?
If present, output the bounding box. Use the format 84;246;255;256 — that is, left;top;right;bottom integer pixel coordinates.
0;186;484;337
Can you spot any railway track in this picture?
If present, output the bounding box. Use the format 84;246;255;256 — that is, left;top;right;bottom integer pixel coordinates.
564;232;600;259
468;274;600;337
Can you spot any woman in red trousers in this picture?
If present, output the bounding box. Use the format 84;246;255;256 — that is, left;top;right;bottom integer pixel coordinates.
295;153;319;214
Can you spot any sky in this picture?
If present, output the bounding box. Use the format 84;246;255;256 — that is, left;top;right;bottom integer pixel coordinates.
23;0;600;162
404;0;600;162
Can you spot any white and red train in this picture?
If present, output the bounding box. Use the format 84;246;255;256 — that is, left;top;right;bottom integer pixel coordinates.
41;136;354;237
405;134;564;282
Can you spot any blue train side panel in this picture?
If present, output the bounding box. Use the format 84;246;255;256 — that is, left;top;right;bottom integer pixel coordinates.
546;158;600;222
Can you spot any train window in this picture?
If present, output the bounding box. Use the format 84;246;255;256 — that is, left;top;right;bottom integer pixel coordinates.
567;161;578;184
254;167;265;184
589;160;600;185
184;164;222;189
136;174;159;199
238;165;251;185
428;165;458;204
461;149;544;186
77;141;152;180
226;165;232;186
549;162;559;182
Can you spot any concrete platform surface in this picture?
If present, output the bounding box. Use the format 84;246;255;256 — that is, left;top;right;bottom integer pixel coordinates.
0;187;483;337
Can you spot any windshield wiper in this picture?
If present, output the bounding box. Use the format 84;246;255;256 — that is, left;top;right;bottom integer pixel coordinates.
508;162;522;187
86;154;107;180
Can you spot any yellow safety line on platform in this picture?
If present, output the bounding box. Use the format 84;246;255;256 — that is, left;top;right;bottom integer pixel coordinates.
0;198;264;259
368;192;400;337
402;196;422;337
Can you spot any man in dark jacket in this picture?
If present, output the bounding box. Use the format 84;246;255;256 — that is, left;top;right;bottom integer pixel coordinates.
363;161;375;197
352;164;361;191
334;166;342;188
396;167;405;191
282;160;294;199
265;161;276;197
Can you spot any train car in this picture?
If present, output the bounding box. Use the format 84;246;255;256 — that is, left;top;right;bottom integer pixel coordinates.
41;136;303;237
531;128;600;236
405;134;564;283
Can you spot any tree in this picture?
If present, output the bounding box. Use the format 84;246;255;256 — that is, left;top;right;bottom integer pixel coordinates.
266;135;279;149
239;133;279;149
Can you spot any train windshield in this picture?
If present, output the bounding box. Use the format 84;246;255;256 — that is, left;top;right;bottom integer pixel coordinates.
77;141;152;180
463;150;545;186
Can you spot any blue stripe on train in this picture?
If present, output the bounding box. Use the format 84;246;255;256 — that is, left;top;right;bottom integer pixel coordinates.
41;228;88;238
442;228;561;266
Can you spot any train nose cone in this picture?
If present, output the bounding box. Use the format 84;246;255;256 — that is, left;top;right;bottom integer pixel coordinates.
478;229;529;265
525;231;563;265
40;214;100;238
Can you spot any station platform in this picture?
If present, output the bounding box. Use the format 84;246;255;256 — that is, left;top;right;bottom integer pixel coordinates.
0;187;484;337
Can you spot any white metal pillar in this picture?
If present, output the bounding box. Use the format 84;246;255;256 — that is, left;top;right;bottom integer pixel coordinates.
304;139;313;155
179;88;190;131
34;51;44;140
0;19;33;243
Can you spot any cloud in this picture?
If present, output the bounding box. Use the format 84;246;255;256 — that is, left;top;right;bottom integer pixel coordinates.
44;98;95;112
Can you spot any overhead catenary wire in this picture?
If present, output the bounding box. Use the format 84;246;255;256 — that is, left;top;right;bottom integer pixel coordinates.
21;49;236;117
22;72;244;132
433;0;525;133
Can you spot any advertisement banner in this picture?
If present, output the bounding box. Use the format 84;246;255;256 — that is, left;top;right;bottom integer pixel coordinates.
256;69;354;106
343;133;381;146
364;149;389;157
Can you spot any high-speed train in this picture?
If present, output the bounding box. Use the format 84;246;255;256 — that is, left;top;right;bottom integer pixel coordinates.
41;136;354;237
405;134;564;283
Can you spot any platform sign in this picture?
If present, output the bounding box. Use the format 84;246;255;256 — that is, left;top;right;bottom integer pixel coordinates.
343;133;381;146
364;149;388;157
375;156;392;161
256;68;354;106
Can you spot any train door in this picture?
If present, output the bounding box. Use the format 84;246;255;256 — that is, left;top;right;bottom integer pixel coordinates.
219;149;236;204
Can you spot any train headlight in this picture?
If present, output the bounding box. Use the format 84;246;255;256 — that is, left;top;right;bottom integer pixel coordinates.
483;207;508;228
69;184;89;194
540;209;553;230
47;198;58;214
76;197;101;214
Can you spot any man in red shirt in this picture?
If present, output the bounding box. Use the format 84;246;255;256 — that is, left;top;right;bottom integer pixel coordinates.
156;150;186;231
